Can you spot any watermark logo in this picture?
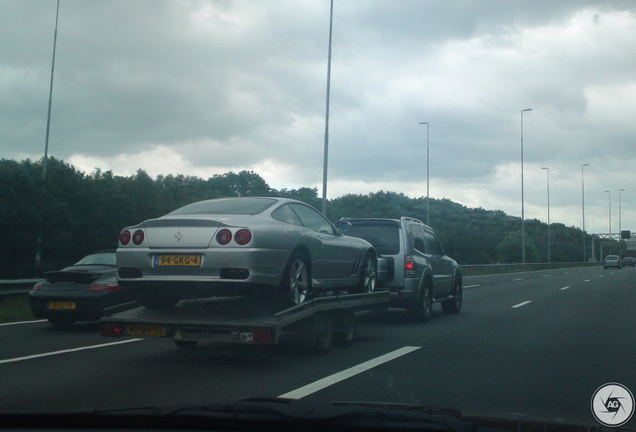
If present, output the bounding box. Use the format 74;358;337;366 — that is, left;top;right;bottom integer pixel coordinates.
591;383;635;427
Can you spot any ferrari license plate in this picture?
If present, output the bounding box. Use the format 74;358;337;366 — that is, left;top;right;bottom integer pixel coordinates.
126;324;167;337
48;302;76;310
154;254;202;267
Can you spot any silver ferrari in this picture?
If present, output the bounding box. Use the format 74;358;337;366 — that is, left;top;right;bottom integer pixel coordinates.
117;197;378;308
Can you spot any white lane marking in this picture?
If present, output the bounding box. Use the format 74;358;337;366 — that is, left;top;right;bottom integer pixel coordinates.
0;339;142;365
511;301;532;309
585;279;591;282
560;286;571;290
0;319;47;327
512;278;523;282
543;274;550;277
278;346;421;400
463;284;479;289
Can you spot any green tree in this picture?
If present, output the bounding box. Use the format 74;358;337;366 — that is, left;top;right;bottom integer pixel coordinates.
496;232;540;263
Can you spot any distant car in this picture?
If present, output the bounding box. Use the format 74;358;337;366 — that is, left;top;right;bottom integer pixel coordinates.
621;256;635;267
335;216;462;322
603;255;622;269
116;197;378;309
28;251;136;328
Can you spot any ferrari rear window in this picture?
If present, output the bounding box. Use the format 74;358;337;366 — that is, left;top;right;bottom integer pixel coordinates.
169;198;277;215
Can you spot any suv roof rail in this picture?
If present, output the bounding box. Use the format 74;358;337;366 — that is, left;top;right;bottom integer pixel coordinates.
400;216;424;224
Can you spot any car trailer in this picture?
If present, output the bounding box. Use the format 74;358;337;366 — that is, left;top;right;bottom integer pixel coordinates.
101;291;389;354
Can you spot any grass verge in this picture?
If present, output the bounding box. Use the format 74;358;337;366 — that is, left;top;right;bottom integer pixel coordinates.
0;295;37;323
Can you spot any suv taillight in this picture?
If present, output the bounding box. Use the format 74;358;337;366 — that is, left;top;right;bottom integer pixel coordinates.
405;256;417;278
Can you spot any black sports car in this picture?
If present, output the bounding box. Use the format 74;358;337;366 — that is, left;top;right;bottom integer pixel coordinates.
28;251;137;327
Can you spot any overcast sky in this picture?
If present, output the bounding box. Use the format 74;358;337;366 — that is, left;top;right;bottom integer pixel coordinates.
2;0;635;236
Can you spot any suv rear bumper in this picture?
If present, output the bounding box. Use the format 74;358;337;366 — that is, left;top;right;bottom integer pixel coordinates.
386;278;419;307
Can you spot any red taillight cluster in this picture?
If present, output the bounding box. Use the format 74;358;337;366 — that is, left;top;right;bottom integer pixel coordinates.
216;229;252;246
405;256;417;278
32;282;43;291
88;282;122;291
102;323;124;337
119;229;144;246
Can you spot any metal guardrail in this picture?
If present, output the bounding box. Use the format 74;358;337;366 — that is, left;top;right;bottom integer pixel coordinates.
0;279;42;297
461;262;600;276
0;262;601;297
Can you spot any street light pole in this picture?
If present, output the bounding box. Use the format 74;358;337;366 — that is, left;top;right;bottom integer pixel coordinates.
42;0;60;182
542;167;550;263
582;163;589;262
605;190;612;254
419;122;429;225
619;188;625;257
36;0;60;268
619;188;625;234
321;0;334;216
520;108;532;263
605;190;611;235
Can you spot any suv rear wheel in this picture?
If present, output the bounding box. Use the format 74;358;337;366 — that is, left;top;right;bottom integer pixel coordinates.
441;277;462;314
408;278;433;322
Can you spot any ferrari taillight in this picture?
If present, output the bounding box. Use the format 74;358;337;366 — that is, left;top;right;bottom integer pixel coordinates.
132;230;145;245
119;230;131;245
216;229;232;245
235;229;252;245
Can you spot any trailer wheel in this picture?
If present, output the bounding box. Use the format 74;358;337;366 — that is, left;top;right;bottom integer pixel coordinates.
174;340;198;349
334;310;355;346
310;313;333;355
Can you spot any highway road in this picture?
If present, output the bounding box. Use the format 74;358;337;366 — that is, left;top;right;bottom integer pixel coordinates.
1;265;634;428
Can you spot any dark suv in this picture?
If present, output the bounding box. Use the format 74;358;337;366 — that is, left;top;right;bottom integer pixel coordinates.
336;217;462;322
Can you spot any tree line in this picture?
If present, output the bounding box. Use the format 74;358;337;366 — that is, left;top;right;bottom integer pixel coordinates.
0;157;609;278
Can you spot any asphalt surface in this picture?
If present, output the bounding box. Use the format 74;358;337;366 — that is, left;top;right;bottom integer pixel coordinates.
1;265;634;428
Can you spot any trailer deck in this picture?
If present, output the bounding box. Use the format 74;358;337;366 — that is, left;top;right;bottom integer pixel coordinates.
102;291;389;353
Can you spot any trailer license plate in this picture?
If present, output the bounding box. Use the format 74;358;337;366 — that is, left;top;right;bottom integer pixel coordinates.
154;255;202;267
48;302;76;310
126;324;167;337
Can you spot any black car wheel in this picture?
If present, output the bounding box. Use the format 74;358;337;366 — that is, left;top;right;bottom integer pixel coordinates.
309;313;333;355
442;277;462;314
333;309;355;346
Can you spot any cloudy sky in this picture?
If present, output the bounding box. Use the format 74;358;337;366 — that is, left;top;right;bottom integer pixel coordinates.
2;0;635;236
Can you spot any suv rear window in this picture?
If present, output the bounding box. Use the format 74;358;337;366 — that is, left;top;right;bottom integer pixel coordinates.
345;220;401;255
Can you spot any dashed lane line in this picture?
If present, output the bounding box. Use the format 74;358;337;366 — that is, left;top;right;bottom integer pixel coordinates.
278;346;421;400
0;319;47;327
511;301;532;309
0;339;142;365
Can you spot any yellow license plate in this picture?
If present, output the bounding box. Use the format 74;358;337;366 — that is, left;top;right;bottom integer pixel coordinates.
48;302;76;310
126;324;167;337
154;254;202;267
